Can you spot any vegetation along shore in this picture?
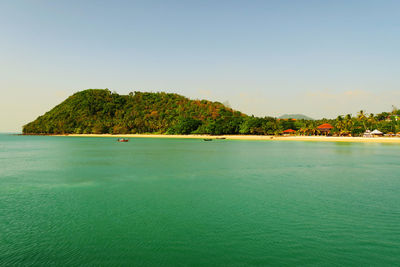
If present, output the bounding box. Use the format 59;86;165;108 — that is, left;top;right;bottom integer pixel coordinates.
23;89;400;139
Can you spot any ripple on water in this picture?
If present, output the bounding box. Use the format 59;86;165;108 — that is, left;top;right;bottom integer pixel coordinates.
1;135;400;265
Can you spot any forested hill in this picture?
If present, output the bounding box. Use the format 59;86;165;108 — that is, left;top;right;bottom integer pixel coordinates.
22;89;246;135
23;89;400;136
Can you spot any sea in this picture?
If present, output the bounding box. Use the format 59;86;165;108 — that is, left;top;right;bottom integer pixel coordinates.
1;134;399;266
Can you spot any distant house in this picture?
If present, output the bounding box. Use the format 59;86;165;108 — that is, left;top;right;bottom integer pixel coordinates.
371;129;383;137
317;123;334;135
363;130;372;138
282;129;296;135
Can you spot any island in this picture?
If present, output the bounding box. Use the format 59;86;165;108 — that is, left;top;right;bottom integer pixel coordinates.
23;89;400;143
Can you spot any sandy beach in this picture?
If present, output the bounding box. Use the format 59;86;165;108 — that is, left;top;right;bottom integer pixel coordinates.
55;134;400;144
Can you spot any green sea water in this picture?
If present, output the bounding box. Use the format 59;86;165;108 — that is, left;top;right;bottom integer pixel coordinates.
1;134;399;266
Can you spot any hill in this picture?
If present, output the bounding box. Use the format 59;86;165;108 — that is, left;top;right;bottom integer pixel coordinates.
22;89;400;136
23;89;245;135
279;114;314;120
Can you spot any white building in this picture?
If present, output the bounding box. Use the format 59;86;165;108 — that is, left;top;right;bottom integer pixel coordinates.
371;129;383;137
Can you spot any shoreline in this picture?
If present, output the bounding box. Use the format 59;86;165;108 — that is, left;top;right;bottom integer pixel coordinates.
47;134;400;144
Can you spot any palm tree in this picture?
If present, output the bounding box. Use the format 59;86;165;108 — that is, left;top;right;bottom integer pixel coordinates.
367;113;375;130
357;110;367;131
336;115;344;135
344;114;353;134
306;121;318;136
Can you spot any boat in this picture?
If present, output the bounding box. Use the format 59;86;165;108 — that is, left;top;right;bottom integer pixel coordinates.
216;137;226;139
117;138;129;142
203;138;213;141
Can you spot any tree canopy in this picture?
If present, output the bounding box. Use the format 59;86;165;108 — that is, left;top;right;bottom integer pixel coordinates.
23;89;245;135
23;89;400;136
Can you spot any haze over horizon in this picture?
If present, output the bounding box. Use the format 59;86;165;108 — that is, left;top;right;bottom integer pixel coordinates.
1;0;400;132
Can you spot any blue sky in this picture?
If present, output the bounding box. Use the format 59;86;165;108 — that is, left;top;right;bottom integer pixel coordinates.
1;0;400;132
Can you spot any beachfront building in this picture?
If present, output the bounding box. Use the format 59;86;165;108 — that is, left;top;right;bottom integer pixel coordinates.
363;130;372;138
317;123;334;135
282;129;296;135
371;129;383;137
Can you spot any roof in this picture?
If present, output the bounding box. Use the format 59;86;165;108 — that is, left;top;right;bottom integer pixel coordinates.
371;129;383;134
283;129;296;133
317;123;334;129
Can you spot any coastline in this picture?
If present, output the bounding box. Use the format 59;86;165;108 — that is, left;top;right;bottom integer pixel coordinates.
51;134;400;144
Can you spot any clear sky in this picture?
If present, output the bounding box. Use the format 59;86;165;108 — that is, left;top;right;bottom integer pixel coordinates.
1;0;400;132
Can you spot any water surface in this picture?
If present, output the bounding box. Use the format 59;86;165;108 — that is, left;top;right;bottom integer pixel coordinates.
1;134;399;265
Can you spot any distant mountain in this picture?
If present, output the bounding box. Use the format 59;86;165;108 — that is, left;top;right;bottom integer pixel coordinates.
279;114;314;120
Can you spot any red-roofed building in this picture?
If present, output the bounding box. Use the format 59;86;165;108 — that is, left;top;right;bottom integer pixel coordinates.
282;129;296;135
317;123;333;135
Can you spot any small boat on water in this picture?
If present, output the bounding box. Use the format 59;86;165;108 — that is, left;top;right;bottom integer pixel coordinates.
203;138;213;141
216;137;226;139
117;138;129;142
